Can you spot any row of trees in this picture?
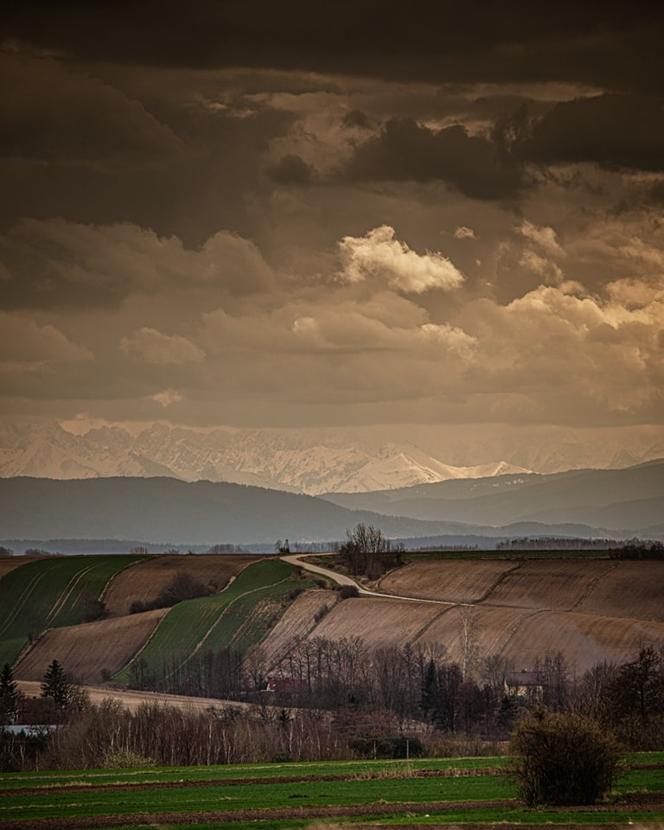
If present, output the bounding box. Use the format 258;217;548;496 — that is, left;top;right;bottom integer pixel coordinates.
2;649;663;780
1;660;88;726
120;629;664;749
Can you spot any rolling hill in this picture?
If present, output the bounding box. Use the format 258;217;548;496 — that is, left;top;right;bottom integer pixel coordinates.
0;475;630;547
259;557;664;673
322;459;664;532
0;554;145;666
3;550;664;686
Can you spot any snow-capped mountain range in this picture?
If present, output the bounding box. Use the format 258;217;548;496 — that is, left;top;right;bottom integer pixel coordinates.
2;420;663;496
0;420;531;494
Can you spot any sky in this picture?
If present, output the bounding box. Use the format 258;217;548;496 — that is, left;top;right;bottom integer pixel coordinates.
1;2;664;460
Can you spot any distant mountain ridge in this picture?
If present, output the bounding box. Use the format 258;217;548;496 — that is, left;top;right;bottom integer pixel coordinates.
0;465;661;546
322;459;664;532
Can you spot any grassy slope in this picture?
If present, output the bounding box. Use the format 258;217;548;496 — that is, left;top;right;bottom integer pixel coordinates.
114;559;315;681
0;555;144;667
0;762;662;824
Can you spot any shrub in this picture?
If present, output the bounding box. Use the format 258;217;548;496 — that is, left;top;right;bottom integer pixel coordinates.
102;749;156;769
82;598;107;623
338;585;359;599
510;710;622;806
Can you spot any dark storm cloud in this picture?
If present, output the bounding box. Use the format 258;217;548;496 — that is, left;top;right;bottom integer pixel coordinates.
267;154;313;185
4;1;663;92
515;94;664;172
342;110;372;129
345;119;523;199
0;52;180;161
0;52;293;243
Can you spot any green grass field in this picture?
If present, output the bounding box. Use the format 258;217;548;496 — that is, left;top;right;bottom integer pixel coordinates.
0;555;145;667
114;559;315;682
0;753;662;828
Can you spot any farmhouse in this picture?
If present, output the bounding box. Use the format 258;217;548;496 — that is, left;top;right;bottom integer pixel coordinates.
504;669;546;699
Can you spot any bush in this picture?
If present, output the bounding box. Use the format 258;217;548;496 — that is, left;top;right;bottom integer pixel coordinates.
338;585;359;599
510;710;622;806
102;749;156;769
82;598;107;623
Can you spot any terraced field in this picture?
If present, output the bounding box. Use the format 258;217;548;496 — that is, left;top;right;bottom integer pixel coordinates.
14;608;168;683
0;752;662;829
311;596;441;648
0;557;39;580
258;556;664;673
114;559;316;681
103;554;259;616
0;555;145;667
379;559;664;620
258;588;337;668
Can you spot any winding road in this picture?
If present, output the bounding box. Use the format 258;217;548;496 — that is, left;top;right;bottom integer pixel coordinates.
281;553;472;607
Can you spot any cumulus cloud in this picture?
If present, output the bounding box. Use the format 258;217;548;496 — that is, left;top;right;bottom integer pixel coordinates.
120;328;205;364
150;388;183;408
337;225;464;293
518;249;564;285
518;221;564;257
454;226;476;239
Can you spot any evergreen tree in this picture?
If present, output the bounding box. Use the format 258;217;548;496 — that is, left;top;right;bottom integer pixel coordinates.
0;663;19;723
41;659;72;710
421;659;437;718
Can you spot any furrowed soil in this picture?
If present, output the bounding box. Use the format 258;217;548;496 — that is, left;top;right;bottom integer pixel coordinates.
103;554;261;616
0;555;145;666
263;557;664;673
14;609;168;683
254;588;338;667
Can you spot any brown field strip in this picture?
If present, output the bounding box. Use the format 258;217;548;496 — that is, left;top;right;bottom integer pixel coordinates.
481;560;620;611
4;794;664;830
0;799;521;830
14;681;293;714
310;596;441;648
378;559;664;622
577;561;664;621
378;560;519;603
0;557;40;580
103;554;261;616
258;588;338;666
502;609;664;671
15;609;168;683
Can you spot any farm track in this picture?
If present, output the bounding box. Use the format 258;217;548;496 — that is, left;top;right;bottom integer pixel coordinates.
466;560;526;605
46;565;96;624
3;793;664;830
282;554;472;608
0;570;47;638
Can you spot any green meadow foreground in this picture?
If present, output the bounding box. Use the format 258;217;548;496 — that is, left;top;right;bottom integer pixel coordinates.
1;753;663;829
